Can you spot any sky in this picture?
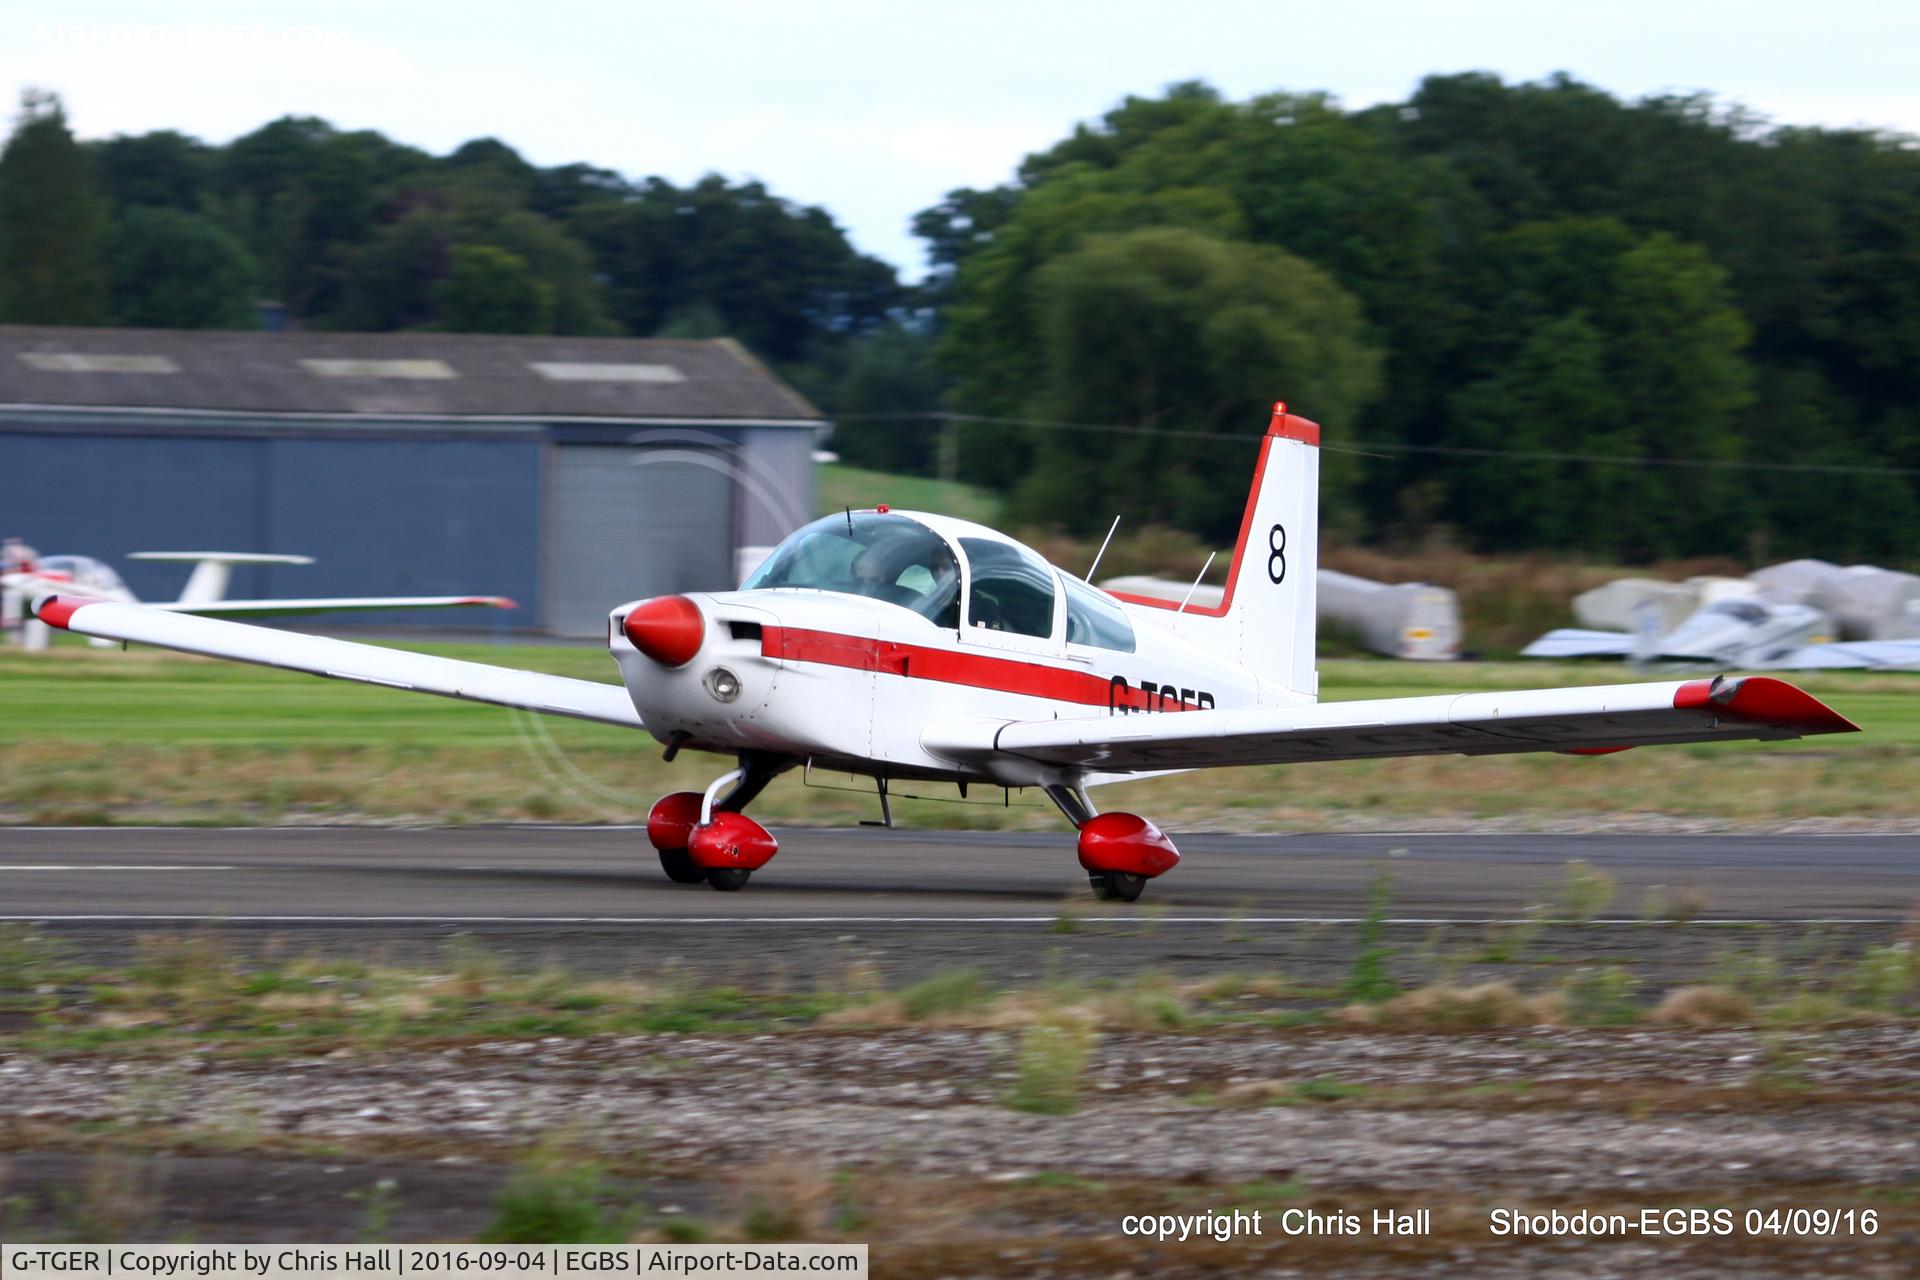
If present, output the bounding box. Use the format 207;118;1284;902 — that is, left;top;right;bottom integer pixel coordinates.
7;1;1918;279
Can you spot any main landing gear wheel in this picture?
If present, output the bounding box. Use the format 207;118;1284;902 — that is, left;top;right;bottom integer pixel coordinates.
1089;871;1146;902
707;868;752;892
658;848;706;884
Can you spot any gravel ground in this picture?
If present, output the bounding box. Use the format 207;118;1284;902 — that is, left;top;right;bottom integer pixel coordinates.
4;1025;1917;1275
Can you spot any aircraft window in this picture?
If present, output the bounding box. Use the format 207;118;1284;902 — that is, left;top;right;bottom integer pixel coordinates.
960;537;1058;639
1709;600;1767;624
1063;574;1136;653
743;513;961;626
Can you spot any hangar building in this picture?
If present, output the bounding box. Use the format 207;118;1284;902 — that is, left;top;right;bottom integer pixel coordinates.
0;327;822;636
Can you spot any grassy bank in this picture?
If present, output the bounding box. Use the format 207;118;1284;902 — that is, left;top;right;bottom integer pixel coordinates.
1;641;1915;828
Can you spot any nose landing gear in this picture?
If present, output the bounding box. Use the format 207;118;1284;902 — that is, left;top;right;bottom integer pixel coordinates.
646;754;791;891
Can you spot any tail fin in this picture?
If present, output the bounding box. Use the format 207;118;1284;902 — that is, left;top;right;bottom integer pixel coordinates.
1109;402;1321;701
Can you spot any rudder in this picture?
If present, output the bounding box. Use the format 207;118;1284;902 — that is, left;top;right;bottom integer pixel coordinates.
1108;402;1320;702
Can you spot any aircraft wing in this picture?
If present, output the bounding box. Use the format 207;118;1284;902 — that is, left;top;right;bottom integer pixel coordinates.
1761;639;1920;670
154;595;516;619
925;676;1856;774
33;596;643;729
1520;628;1635;659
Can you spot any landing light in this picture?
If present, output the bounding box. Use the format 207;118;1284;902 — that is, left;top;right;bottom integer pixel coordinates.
704;666;742;703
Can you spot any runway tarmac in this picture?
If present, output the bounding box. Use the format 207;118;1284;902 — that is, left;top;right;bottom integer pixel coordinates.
1;824;1914;919
1;825;1912;983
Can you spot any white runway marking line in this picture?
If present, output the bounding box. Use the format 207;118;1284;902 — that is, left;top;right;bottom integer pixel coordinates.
0;914;1894;925
0;865;238;872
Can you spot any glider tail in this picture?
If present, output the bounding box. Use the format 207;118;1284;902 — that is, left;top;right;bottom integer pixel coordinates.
1110;402;1322;701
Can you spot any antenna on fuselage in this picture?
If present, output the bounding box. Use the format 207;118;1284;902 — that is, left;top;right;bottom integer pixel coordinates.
1086;515;1121;581
845;505;854;535
1177;551;1217;613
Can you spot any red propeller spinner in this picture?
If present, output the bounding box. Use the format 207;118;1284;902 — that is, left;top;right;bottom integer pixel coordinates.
622;595;705;667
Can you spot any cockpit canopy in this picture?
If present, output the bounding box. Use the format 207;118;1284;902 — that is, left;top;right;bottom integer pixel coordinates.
745;513;962;626
36;555;127;595
743;512;1136;652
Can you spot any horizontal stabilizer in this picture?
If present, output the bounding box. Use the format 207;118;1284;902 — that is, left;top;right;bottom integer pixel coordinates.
33;596;641;729
127;552;317;565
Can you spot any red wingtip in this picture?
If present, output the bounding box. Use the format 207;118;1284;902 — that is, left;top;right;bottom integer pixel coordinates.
1674;675;1859;735
463;596;518;609
33;595;89;630
1267;403;1321;447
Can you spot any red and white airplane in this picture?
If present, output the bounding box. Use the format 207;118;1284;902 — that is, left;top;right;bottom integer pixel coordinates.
30;404;1858;898
3;540;513;650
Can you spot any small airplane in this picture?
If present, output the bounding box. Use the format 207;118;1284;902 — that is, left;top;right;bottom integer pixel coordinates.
3;540;514;650
31;403;1859;899
1523;595;1920;670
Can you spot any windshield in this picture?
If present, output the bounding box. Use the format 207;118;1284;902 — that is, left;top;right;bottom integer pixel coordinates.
745;513;961;625
1706;600;1768;625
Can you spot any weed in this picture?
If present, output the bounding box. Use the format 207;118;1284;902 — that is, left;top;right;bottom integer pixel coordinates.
1651;985;1755;1027
1847;944;1917;1012
1005;1018;1095;1116
1640;884;1707;925
1473;910;1544;965
1342;868;1399;1002
896;969;992;1021
1561;967;1642;1026
738;1162;831;1241
1287;1078;1369;1104
480;1150;629;1244
350;1178;401;1243
1359;982;1553;1029
1551;860;1617;923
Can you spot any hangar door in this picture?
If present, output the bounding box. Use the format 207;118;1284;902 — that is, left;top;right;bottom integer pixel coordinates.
546;445;736;636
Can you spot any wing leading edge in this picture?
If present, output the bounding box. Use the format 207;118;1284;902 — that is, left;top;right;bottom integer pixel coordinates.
926;676;1856;774
33;596;643;729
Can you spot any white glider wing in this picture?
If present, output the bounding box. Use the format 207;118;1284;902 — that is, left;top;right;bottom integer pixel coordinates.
1520;628;1635;659
33;596;643;729
927;676;1856;774
1761;639;1920;671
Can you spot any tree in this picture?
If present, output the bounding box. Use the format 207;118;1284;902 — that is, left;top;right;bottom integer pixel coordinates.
1012;227;1380;539
0;89;107;324
569;175;900;362
812;323;947;474
434;244;550;333
106;207;258;328
92;130;214;212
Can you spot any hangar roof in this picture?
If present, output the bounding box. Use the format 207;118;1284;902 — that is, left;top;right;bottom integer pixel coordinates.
0;327;820;424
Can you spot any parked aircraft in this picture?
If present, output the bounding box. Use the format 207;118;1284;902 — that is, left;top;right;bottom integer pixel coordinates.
3;540;512;650
1524;596;1920;670
32;404;1858;898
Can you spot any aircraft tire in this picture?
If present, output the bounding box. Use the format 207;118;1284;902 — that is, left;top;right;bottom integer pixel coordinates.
658;848;706;884
707;868;753;892
1089;871;1146;902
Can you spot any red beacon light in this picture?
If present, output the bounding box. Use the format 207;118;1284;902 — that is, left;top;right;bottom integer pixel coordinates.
876;504;890;513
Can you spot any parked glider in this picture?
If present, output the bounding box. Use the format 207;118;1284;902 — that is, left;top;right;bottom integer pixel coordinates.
32;403;1858;898
1523;596;1920;670
3;540;512;650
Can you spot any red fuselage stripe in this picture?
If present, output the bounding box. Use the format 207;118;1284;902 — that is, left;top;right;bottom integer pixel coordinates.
760;626;1199;712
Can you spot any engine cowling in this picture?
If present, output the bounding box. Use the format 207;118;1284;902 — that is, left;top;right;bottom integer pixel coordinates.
687;812;780;871
1076;812;1180;878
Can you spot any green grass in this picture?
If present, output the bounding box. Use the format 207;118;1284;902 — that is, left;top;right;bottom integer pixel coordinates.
816;463;1002;525
2;640;1916;827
